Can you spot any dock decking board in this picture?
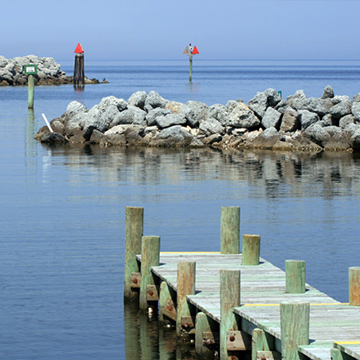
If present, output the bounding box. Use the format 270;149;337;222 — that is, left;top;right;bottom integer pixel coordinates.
136;252;360;360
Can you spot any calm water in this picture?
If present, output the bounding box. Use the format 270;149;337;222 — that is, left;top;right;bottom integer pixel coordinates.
1;60;360;359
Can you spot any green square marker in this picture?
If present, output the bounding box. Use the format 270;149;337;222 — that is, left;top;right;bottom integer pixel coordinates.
23;64;37;75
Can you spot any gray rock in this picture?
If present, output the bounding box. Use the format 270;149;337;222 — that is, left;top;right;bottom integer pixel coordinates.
40;132;68;145
209;104;229;123
261;107;282;129
264;88;282;107
64;101;87;119
226;102;260;129
321;85;334;99
153;125;199;147
280;108;299;132
350;127;360;150
303;123;331;147
111;106;146;127
351;101;360;122
98;95;127;112
155;113;187;129
339;114;355;129
286;90;307;110
353;93;360;102
298;110;320;130
146;108;172;126
186;101;209;126
252;127;281;148
128;91;147;109
199;118;224;136
319;114;332;127
301;97;333;117
329;96;352;119
144;91;167;109
248;92;268;118
65;113;85;134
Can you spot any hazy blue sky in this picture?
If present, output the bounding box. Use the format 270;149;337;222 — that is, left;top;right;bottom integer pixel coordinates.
2;0;360;61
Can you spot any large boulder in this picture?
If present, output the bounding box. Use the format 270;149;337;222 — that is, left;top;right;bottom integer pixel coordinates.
128;91;147;109
155;113;187;129
286;90;307;110
303;123;331;147
209;104;229;124
248;92;268;118
280;108;300;132
351;101;360;122
298;110;320;130
321;85;334;99
146;108;172;126
110;106;146;127
261;107;282;129
151;125;203;147
186;101;209;127
144;91;167;110
199;118;224;136
329;96;352;119
225;101;260;129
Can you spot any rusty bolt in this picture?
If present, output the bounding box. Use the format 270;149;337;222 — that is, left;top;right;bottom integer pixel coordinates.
260;357;267;360
229;335;235;342
230;356;239;360
132;278;138;284
148;290;154;296
166;305;173;311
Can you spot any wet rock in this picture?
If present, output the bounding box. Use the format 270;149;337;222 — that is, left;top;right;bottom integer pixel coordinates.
40;132;68;145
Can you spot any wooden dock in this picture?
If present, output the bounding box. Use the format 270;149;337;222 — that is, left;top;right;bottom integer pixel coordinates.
123;206;360;360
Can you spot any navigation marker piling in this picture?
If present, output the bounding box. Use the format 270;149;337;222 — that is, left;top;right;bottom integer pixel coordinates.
183;43;199;83
73;43;85;87
24;64;37;109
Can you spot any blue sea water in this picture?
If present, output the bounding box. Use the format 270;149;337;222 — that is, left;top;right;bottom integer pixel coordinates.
1;59;360;359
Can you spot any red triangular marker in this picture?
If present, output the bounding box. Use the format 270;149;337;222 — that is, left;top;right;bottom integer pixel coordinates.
74;43;84;54
192;46;199;55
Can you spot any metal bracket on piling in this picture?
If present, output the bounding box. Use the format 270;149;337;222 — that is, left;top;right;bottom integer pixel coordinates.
130;272;141;288
146;284;159;301
226;330;252;351
181;316;195;334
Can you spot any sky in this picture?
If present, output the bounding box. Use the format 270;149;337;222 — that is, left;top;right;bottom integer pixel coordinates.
2;0;360;61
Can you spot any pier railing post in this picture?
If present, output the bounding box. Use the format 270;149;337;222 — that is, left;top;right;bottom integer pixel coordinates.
220;269;240;360
176;261;196;338
286;260;306;293
242;234;260;265
349;267;360;306
139;236;160;310
280;301;310;360
124;206;144;301
221;207;240;254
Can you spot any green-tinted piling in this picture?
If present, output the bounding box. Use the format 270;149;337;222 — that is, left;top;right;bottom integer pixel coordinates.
124;206;144;300
195;312;217;358
220;207;240;254
220;269;240;360
286;260;306;293
159;281;177;323
176;261;196;337
251;328;275;360
28;74;34;109
242;234;260;265
139;236;160;310
349;267;360;306
280;301;309;360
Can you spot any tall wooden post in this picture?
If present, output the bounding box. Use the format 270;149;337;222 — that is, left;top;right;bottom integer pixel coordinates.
124;206;144;301
242;234;260;265
251;328;274;360
28;74;34;109
139;236;160;310
349;267;360;306
183;44;199;83
73;43;85;86
220;270;240;360
280;301;310;360
221;207;240;254
176;261;196;337
189;55;193;83
286;260;306;294
195;312;218;358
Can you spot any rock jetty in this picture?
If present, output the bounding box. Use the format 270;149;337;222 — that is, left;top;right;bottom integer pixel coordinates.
0;55;101;86
35;86;360;152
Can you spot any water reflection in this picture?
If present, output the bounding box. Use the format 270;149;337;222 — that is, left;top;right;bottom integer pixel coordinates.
39;145;360;200
124;302;197;360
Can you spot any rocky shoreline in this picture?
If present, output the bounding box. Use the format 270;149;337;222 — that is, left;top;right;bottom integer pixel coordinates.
35;86;360;152
0;55;103;86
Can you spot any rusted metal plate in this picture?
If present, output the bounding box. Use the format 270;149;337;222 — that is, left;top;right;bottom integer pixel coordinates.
146;284;159;301
226;330;252;351
203;331;219;346
130;272;141;288
162;299;177;321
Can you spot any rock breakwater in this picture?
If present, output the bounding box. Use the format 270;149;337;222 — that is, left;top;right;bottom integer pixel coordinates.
0;55;101;85
35;86;360;152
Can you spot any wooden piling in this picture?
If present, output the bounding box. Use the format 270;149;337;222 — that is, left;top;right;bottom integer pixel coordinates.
280;301;310;360
73;53;85;86
176;261;196;337
220;207;240;254
220;269;240;360
242;234;260;265
349;267;360;306
28;74;34;109
124;206;144;300
159;281;177;323
251;328;275;360
189;55;193;83
139;236;160;310
195;312;218;358
285;260;306;294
